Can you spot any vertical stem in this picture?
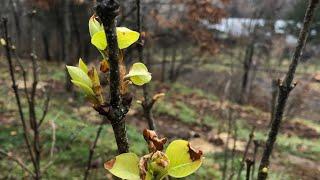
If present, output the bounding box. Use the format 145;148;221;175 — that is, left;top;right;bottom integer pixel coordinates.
258;1;319;179
95;0;129;154
237;127;255;180
1;17;36;177
136;0;156;130
84;123;104;180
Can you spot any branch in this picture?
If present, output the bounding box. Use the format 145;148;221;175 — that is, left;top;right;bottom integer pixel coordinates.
84;122;104;180
0;149;35;177
1;17;36;170
257;1;319;179
95;0;130;154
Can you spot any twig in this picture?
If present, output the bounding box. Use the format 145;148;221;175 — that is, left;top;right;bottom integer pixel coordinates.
1;17;37;172
0;149;35;177
237;126;255;180
245;159;254;180
257;1;319;179
95;0;130;154
136;0;156;130
84;122;104;180
39;87;52;127
222;110;233;180
251;140;260;180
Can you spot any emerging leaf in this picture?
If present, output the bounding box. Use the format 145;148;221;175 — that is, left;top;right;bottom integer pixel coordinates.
104;153;140;180
78;58;88;74
88;15;104;37
66;66;92;88
125;63;152;86
91;27;140;50
71;80;95;97
117;27;140;49
165;140;203;178
91;31;107;50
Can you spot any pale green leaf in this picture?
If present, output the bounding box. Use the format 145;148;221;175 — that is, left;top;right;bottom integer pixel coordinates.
78;58;88;74
116;27;140;49
104;152;140;180
88;15;104;37
91;27;140;50
125;63;152;86
66;66;92;87
71;80;95;96
165;140;203;178
91;30;107;50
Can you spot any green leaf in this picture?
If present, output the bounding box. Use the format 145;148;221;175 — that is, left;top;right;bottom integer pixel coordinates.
71;80;95;96
125;63;152;86
104;153;140;180
88;15;104;37
91;27;140;50
165;140;203;178
0;38;6;46
116;27;140;49
91;30;107;50
66;66;92;88
78;58;88;74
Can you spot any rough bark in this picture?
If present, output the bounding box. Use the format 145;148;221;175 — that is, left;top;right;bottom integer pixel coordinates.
95;0;130;154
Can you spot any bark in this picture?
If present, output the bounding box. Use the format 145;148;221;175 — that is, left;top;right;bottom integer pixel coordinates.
95;0;130;154
257;1;319;179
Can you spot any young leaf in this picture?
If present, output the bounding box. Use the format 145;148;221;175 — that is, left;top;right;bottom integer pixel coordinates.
91;30;107;50
78;58;88;74
125;63;152;86
165;140;203;178
71;80;95;96
91;27;140;50
116;27;140;49
66;66;92;88
88;15;104;37
104;153;140;180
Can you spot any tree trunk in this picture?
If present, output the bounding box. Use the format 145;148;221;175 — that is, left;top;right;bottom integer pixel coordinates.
239;43;254;104
63;0;73;91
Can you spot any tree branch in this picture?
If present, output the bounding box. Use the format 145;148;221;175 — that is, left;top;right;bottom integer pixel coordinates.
257;1;319;179
95;0;130;154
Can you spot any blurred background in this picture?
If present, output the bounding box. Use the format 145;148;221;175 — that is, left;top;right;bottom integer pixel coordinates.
0;0;320;179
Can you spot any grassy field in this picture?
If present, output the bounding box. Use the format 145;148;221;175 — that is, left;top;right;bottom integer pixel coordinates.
0;60;320;179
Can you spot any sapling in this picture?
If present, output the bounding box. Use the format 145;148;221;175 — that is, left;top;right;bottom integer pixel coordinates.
1;12;52;179
66;0;152;178
257;0;319;179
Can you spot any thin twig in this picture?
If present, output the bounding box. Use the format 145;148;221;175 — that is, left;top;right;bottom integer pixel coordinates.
84;122;104;180
1;17;37;171
0;149;35;177
136;0;156;130
237;126;255;180
258;1;319;179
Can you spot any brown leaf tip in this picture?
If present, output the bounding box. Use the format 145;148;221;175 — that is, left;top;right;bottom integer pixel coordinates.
104;158;116;170
188;143;203;161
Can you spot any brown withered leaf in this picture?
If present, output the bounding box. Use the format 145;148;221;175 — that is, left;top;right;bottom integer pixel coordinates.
104;158;116;170
139;153;152;180
143;129;167;152
188;143;203;161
